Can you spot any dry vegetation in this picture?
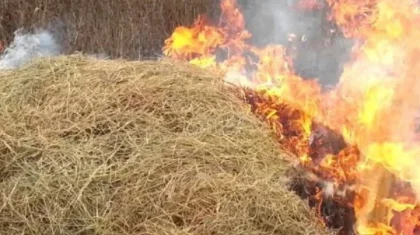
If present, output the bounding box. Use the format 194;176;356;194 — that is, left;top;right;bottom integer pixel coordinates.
0;0;219;58
0;55;331;235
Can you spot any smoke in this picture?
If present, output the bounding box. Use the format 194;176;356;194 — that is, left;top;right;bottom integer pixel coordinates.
0;29;61;69
239;0;354;86
0;28;113;70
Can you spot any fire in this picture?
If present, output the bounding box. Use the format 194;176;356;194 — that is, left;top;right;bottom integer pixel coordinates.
163;16;224;63
163;0;420;234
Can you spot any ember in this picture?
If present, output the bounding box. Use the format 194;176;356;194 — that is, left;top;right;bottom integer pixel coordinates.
163;0;420;234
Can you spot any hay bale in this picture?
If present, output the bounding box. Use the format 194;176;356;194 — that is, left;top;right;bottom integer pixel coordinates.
0;55;331;235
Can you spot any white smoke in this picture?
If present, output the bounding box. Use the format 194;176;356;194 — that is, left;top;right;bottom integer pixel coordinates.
0;29;61;70
240;1;354;86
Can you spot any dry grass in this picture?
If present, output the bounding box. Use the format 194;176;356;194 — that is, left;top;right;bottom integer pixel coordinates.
0;55;331;235
0;0;219;58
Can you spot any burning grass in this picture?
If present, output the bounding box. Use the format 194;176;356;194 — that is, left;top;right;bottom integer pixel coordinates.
0;55;331;235
163;0;420;233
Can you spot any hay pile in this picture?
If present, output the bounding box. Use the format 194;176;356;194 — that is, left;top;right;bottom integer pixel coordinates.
0;55;331;235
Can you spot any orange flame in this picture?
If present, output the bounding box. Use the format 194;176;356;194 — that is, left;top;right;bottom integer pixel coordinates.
163;0;420;234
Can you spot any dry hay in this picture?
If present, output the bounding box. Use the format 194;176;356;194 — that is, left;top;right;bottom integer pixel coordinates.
0;55;331;235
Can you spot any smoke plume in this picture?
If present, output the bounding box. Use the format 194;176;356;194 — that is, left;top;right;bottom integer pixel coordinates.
0;29;61;69
239;0;354;86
